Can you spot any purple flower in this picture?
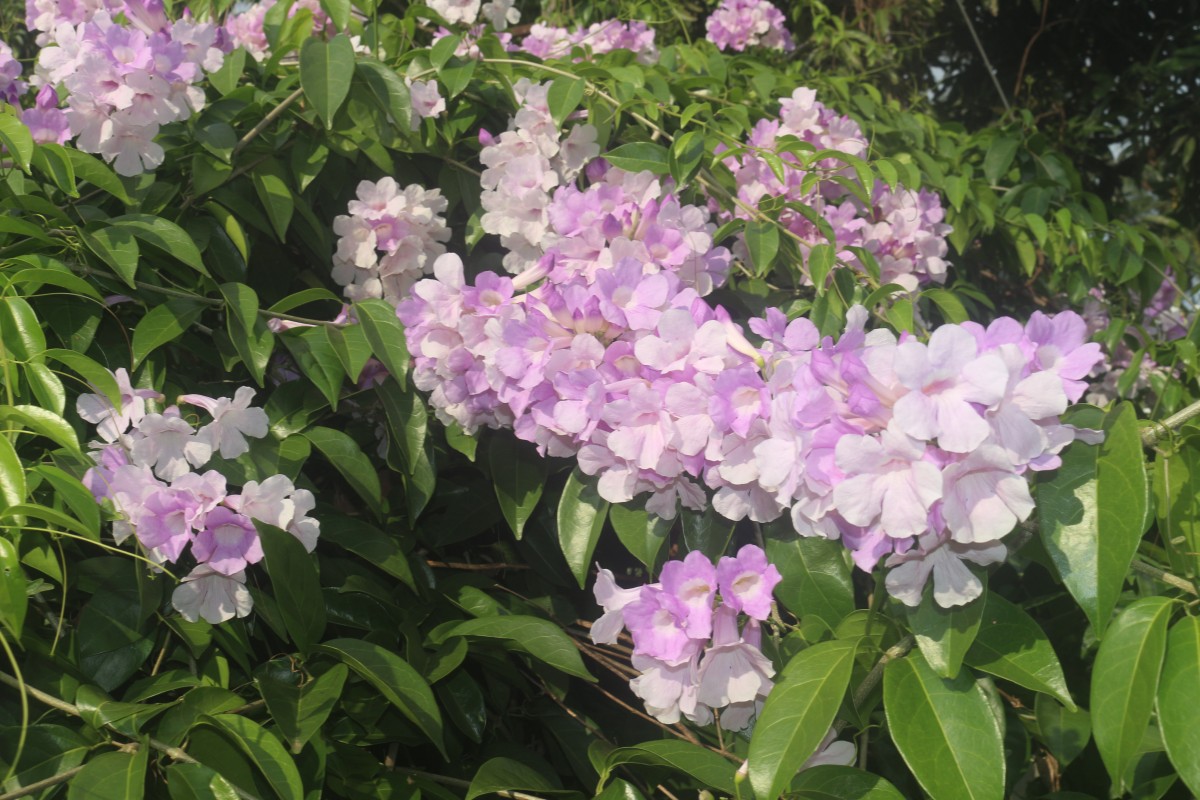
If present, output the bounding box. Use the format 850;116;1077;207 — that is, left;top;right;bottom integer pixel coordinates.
695;606;775;708
716;545;781;620
940;447;1035;544
179;386;269;459
832;424;942;539
623;586;702;664
172;564;252;624
191;507;262;575
660;551;718;639
885;532;1006;608
590;566;642;645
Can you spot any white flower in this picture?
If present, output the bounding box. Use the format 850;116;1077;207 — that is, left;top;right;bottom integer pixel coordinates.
180;387;269;459
172;565;253;624
130;409;212;480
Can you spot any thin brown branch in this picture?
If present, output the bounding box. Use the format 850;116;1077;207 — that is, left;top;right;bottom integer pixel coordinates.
424;560;530;571
1012;0;1050;100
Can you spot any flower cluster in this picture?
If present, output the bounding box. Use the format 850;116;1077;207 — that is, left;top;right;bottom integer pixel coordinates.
78;370;320;624
722;88;952;291
705;0;795;53
330;177;451;305
0;41;27;106
477;79;602;273
591;546;782;730
515;20;659;63
32;2;224;175
224;0;336;62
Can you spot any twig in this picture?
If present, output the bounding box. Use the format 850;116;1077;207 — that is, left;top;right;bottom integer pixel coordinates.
0;765;85;800
233;87;305;157
1130;559;1199;596
952;0;1011;112
424;560;530;571
1142;397;1200;446
0;671;258;800
1012;0;1050;100
851;635;914;711
393;767;549;800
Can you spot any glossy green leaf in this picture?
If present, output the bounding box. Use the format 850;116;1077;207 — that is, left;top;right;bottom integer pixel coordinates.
67;747;147;800
1090;596;1173;794
64;148;131;203
609;500;670;572
281;327;343;409
257;663;347;754
603;741;735;795
446;615;593;682
0;724;90;794
42;349;122;409
354;299;410;387
680;506;733;561
744;219;780;275
0;405;82;455
0;538;26;639
130;299;206;370
197;713;305;800
1039;402;1148;637
25;361;65;416
111;214;209;277
319;0;351;29
7;266;103;301
0;296;44;362
965;593;1074;708
257;523;326;655
319;514;415;591
547;77;586;127
789;765;906;799
0;436;26;511
302;426;383;517
32;143;78;196
166;763;241;800
1035;694;1091;767
300;35;355;128
323;323;372;384
488;435;546;539
251;159;294;241
1158;615;1200;795
315;639;446;756
0;111;34;173
74;686;169;738
884;651;1004;800
356;58;412;130
748;638;858;800
907;581;985;679
466;757;569;800
763;527;853;631
557;469;610;588
668;130;705;186
219;282;273;386
603;142;669;175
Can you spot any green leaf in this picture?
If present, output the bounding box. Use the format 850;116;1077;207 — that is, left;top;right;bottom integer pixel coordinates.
300;35;355;129
131;299;206;370
219;282;273;386
197;714;305;800
315;639;446;755
280;327;343;409
67;748;147;800
251;158;294;242
0;436;25;511
609;500;671;573
0;724;90;793
356;58;413;131
557;469;610;588
748;638;858;800
983;135;1019;185
744;219;780;275
884;651;1004;800
74;686;169;737
257;663;347;754
907;581;985;679
547;77;586;127
0;538;26;639
1035;694;1091;767
965;593;1074;708
923;287;969;324
789;765;906;799
111;214;209;277
43;349;121;410
1157;616;1200;796
1091;596;1173;794
603;142;670;175
7;266;103;300
323;323;372;384
763;525;853;631
680;506;733;561
808;243;836;290
302;425;382;515
166;763;241;800
32;143;78;196
319;0;351;29
80;226;138;289
319;514;415;591
488;435;546;539
26;361;66;416
1038;402;1148;637
0;405;82;455
257;523;326;655
0;296;45;360
0;111;34;173
446;615;593;682
668;130;705;186
603;741;735;795
64;149;132;203
466;757;568;800
354;299;410;387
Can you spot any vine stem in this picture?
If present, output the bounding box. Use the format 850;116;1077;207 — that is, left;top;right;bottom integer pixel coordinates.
0;671;258;800
0;765;85;800
1141;396;1200;446
232;87;306;158
851;635;914;712
1130;559;1199;596
392;767;549;800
